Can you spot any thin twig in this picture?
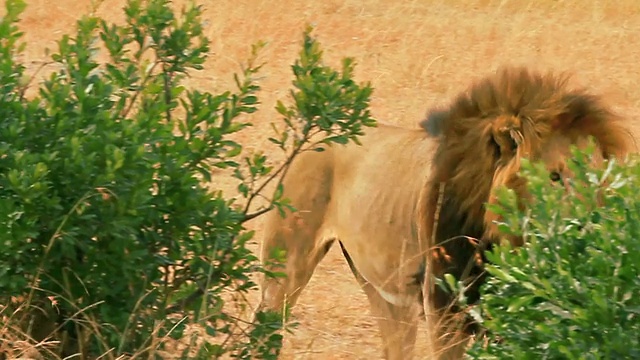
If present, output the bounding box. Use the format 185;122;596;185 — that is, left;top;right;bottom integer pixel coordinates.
22;189;104;324
121;60;161;119
423;181;446;316
241;141;305;217
19;60;55;101
242;129;323;222
162;67;173;123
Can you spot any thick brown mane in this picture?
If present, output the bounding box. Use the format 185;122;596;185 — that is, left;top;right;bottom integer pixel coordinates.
423;66;633;236
421;66;634;330
423;66;632;158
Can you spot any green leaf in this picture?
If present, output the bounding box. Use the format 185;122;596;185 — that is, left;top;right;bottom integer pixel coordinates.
506;295;535;313
443;273;458;292
486;266;517;283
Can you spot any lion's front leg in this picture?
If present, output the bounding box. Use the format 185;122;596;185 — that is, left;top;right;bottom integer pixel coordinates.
426;309;471;360
349;274;420;360
368;288;421;359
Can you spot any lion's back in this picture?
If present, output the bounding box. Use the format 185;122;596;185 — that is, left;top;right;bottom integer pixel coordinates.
331;123;435;185
277;123;436;229
316;124;436;234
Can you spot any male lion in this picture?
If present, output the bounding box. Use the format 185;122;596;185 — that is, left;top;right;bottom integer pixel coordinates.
256;66;633;359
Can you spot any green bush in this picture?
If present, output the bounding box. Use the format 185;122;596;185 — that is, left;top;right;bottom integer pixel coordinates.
468;145;640;359
0;0;375;358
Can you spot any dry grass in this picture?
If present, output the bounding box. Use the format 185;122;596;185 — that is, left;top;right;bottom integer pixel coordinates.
6;0;640;358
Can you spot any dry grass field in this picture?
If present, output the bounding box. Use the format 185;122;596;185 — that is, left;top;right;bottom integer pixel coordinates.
9;0;640;358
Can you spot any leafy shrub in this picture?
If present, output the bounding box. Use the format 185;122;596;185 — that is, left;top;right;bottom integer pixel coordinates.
0;0;375;358
468;145;640;359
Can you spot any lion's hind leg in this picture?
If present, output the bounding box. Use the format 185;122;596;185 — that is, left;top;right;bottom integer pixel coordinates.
256;149;336;317
258;224;334;315
256;179;334;317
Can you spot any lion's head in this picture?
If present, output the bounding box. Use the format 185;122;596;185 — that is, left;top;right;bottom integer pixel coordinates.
421;66;634;325
422;66;633;247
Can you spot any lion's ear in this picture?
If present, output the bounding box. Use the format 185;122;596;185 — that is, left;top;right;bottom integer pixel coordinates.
556;93;617;133
554;93;599;129
420;108;449;137
556;93;633;158
490;116;523;159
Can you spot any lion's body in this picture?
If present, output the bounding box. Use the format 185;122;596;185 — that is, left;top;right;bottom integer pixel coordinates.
261;124;433;308
257;67;633;360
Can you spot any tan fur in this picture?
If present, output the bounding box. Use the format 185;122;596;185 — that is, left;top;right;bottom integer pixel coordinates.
256;66;633;360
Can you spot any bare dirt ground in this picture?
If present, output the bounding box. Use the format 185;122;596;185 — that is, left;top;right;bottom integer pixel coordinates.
11;0;640;358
